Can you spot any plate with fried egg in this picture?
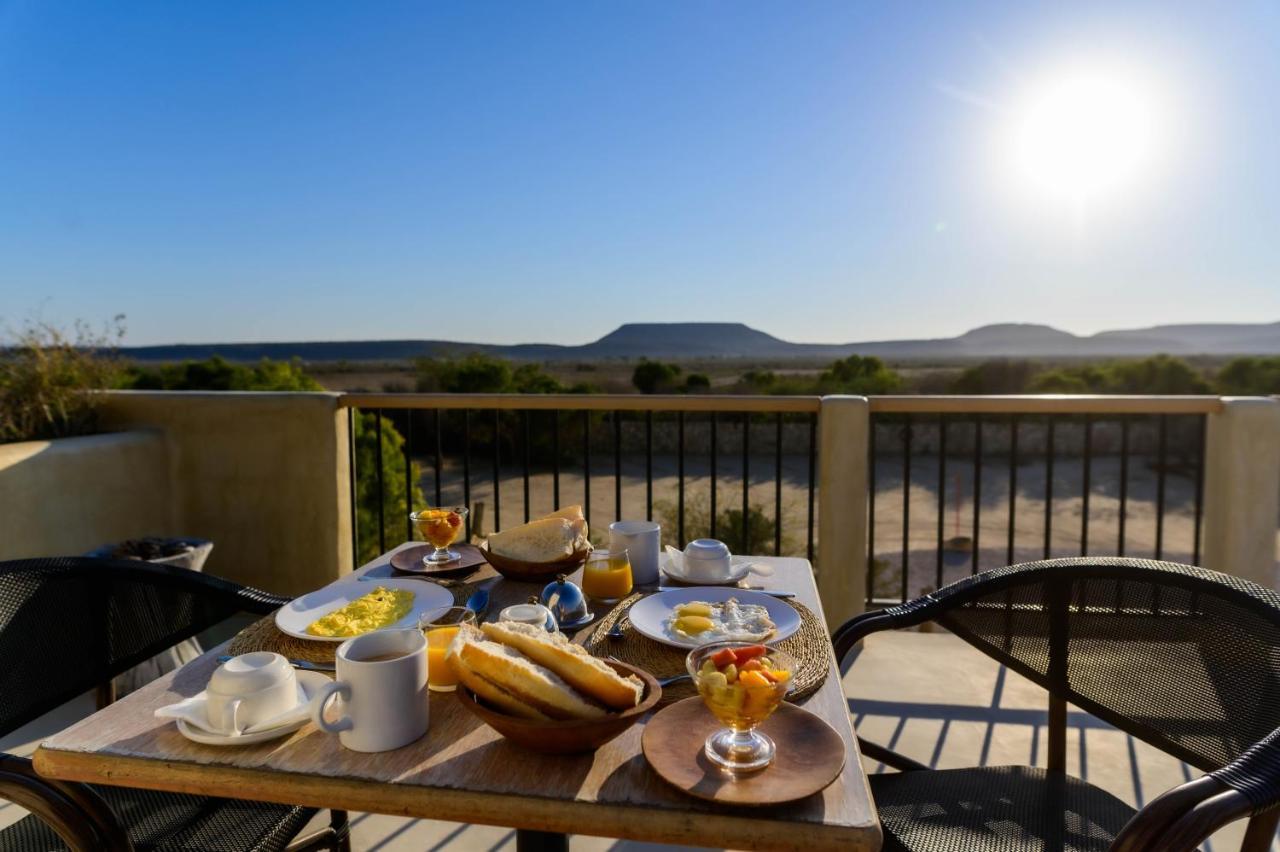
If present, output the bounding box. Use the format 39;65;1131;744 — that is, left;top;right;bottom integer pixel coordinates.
626;587;801;649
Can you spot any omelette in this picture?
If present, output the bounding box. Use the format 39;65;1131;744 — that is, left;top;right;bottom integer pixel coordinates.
306;586;416;638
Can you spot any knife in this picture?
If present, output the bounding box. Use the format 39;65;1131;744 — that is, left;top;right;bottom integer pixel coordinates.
657;586;796;599
216;655;335;673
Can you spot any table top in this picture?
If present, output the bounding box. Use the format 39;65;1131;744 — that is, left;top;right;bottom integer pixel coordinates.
35;547;881;852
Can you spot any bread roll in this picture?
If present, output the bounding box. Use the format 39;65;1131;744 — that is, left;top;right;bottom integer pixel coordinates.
481;621;642;710
487;517;580;562
458;637;607;721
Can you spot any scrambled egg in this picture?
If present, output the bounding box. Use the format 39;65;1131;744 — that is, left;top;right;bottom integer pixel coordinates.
306;587;415;638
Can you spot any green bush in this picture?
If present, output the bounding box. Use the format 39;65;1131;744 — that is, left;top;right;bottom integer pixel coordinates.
125;355;321;391
818;355;903;394
0;318;125;443
1216;356;1280;395
654;493;785;555
632;360;683;394
351;410;425;564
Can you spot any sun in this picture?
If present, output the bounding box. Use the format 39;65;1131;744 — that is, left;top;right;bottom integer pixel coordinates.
1004;63;1165;208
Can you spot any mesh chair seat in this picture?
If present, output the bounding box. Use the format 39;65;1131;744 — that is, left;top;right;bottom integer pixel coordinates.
871;765;1201;852
0;785;317;852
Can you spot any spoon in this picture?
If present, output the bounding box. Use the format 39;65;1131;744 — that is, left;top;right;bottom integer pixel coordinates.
657;673;692;687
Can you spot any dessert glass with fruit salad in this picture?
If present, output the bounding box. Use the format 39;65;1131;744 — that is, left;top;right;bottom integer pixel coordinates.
410;507;469;564
686;642;795;773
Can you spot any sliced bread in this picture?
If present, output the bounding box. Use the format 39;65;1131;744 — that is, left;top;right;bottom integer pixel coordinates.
480;621;642;710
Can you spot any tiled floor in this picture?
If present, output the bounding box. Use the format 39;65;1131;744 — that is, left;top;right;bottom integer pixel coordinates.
3;629;1275;851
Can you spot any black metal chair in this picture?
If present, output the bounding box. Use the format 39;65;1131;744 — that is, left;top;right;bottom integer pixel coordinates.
833;557;1280;852
0;556;351;852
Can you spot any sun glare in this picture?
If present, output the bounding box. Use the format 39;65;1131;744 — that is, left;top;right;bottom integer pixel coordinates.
1004;63;1166;208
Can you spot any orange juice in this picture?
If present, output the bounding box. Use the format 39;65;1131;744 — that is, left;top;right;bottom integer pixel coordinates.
582;550;633;602
426;626;461;691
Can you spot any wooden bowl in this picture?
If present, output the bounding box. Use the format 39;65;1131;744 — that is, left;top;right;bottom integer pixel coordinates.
479;543;591;583
455;660;661;754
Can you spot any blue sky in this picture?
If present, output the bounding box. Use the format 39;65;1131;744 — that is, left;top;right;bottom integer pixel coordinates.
2;1;1278;346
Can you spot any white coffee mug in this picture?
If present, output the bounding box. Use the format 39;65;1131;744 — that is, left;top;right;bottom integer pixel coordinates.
682;539;733;582
206;652;298;735
310;629;429;752
610;520;661;585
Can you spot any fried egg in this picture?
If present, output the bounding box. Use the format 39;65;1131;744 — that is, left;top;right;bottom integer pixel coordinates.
665;598;775;644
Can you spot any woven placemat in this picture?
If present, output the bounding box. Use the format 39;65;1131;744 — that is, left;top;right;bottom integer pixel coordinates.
581;593;830;705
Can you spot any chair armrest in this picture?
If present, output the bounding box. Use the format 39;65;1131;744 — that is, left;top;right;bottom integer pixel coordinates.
231;584;292;614
1113;729;1280;852
0;754;132;851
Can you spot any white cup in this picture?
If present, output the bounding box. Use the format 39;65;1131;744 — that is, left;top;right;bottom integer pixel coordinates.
682;539;733;582
206;652;298;735
610;520;661;585
310;629;429;752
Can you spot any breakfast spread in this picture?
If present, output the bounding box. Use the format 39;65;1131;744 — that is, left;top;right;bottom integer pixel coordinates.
305;586;415;637
486;505;589;562
448;621;643;720
666;598;776;644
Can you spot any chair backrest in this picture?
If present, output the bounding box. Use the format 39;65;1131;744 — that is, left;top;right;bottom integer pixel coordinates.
877;557;1280;773
0;556;275;738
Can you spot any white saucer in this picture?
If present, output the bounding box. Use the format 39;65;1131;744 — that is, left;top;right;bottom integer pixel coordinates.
175;670;330;746
661;555;754;586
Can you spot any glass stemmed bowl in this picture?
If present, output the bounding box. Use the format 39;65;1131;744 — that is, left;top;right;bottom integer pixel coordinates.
410;507;468;564
686;641;795;773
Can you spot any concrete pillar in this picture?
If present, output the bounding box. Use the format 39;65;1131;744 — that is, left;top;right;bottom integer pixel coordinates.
817;395;870;627
99;391;353;595
1202;397;1280;588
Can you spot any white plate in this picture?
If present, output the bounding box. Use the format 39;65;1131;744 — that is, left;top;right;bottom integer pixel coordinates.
627;587;801;650
661;554;754;586
175;670;331;746
274;577;453;643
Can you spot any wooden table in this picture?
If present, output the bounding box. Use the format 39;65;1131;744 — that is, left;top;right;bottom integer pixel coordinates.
35;548;881;851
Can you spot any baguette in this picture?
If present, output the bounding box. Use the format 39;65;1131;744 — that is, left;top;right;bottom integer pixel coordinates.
481;621;642;710
448;625;552;720
457;636;607;721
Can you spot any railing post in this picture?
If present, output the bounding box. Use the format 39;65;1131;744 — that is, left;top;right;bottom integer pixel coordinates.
817;395;870;626
1202;397;1280;588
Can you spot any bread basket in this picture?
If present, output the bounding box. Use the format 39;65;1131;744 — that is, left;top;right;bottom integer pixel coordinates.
456;659;661;753
480;542;591;582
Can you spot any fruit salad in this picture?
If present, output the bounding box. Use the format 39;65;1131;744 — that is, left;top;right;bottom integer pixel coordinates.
415;508;464;549
688;642;793;732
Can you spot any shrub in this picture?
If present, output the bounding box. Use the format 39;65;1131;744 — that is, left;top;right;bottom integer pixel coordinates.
818;355;903;394
1216;356;1280;395
654;493;785;555
632;360;682;394
0;318;125;442
684;373;711;392
352;410;425;564
125;355;321;391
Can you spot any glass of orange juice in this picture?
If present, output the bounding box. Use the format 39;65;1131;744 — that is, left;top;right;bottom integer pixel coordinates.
418;606;476;692
581;549;633;604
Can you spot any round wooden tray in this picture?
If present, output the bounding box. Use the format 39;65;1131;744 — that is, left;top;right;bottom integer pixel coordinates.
641;697;844;806
390;543;486;576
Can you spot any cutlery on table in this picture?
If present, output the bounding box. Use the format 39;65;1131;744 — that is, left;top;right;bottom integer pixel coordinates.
217;655;334;673
657;586;796;599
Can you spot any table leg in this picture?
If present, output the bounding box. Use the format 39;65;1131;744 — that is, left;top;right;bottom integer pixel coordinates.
516;829;568;852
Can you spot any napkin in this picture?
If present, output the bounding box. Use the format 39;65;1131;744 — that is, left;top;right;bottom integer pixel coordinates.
155;684;310;737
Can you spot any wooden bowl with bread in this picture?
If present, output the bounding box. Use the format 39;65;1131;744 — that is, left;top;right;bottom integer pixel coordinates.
450;621;662;753
481;505;593;582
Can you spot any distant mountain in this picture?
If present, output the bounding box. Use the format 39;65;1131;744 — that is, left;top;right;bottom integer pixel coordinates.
117;320;1280;363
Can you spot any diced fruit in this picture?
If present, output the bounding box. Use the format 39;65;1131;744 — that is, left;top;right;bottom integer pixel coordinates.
738;670;771;689
731;645;767;665
740;658;763;672
763;668;791;683
702;671;728;690
711;648;738;668
699;659;717;676
722;663;737;684
446;512;462;528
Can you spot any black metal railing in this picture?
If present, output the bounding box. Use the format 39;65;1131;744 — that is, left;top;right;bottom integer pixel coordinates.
341;395;821;569
866;406;1211;606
